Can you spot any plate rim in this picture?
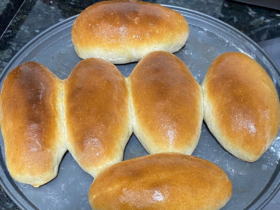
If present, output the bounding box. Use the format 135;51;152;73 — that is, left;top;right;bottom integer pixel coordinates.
0;4;280;210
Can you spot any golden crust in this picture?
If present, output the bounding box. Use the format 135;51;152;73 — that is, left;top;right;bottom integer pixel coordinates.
202;52;280;162
64;58;131;177
89;153;232;210
129;51;203;154
0;62;66;187
71;0;189;63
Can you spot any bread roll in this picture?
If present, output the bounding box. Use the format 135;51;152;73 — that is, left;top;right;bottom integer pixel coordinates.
89;153;232;210
64;58;131;177
0;62;66;187
129;51;203;154
202;52;280;162
71;0;189;64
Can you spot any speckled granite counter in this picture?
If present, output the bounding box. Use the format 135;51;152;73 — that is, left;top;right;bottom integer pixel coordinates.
0;0;280;209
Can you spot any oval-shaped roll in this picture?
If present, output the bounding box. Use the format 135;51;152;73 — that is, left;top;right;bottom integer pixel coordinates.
0;62;66;187
64;58;131;177
89;153;232;210
202;52;280;162
129;51;203;154
71;0;189;64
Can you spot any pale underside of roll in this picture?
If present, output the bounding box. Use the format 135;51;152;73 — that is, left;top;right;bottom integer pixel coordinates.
0;62;67;187
129;51;203;154
71;0;189;64
89;153;232;210
202;52;280;162
64;58;132;177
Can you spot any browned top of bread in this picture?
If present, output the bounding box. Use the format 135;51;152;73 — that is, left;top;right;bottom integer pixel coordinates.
64;58;131;176
72;0;189;62
202;52;280;162
72;0;188;48
89;153;232;210
0;62;64;187
129;51;203;154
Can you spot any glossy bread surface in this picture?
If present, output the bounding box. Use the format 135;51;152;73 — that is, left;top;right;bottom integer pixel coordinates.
64;58;131;177
89;153;232;210
202;52;280;162
0;62;66;187
72;0;189;63
129;51;203;154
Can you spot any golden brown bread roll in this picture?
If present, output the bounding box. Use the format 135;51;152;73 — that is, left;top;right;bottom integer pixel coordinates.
129;51;203;154
0;62;66;187
64;58;131;177
71;0;189;64
89;153;232;210
202;52;280;162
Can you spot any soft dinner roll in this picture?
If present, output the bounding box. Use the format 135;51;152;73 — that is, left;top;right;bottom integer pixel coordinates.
71;0;189;64
89;153;232;210
0;62;66;187
202;52;280;162
129;51;203;154
64;58;131;177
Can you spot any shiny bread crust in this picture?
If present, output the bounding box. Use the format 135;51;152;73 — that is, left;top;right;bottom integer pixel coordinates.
202;52;280;162
64;58;132;177
89;153;232;210
129;51;203;154
0;62;67;187
71;0;189;64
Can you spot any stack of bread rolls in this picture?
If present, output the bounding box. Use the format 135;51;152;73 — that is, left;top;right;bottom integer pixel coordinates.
1;0;279;209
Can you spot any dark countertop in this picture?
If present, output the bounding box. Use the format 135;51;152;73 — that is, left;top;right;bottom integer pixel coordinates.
0;0;280;209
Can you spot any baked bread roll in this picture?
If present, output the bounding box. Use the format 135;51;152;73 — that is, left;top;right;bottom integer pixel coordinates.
89;153;232;210
129;51;203;154
71;0;189;64
64;58;131;177
202;52;280;162
0;62;66;187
